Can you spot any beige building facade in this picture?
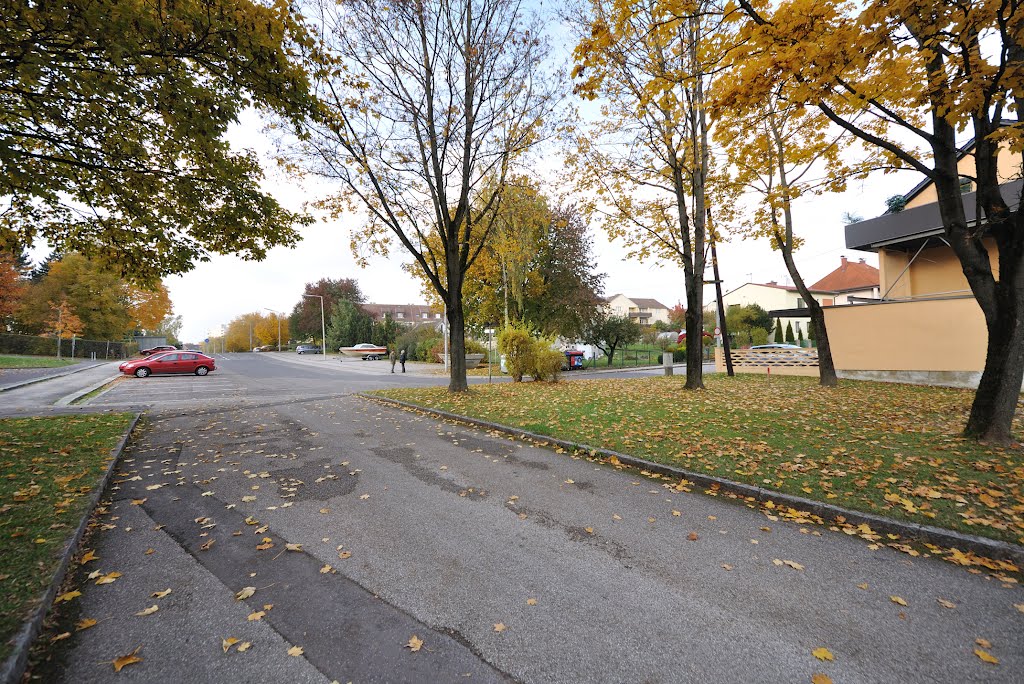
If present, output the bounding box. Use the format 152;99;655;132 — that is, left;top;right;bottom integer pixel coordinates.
605;295;670;325
822;141;1020;388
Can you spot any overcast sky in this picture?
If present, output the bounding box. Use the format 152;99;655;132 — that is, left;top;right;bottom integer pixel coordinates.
164;105;915;344
162;7;927;344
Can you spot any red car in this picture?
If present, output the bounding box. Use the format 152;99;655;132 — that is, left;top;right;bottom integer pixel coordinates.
140;345;177;356
119;351;216;378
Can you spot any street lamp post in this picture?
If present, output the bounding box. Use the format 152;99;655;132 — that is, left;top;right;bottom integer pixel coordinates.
264;308;284;352
302;294;327;359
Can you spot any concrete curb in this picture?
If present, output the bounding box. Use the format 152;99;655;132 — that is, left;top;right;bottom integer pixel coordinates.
0;362;108;393
360;393;1024;568
0;412;143;684
55;374;122;407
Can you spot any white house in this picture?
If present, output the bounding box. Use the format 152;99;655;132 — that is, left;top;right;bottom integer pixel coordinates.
721;257;880;339
605;294;671;325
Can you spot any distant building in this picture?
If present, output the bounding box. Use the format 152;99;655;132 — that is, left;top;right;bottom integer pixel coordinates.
604;294;670;325
362;303;443;326
728;257;881;338
808;256;880;303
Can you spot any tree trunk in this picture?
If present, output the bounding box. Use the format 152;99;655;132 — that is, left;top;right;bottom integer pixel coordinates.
447;268;469;393
964;220;1024;443
684;286;704;389
806;300;837;386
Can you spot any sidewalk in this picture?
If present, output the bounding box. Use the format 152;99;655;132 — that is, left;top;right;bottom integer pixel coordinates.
0;362;122;415
0;360;106;392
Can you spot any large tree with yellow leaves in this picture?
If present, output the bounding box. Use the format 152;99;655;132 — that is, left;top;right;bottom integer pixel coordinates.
732;0;1023;443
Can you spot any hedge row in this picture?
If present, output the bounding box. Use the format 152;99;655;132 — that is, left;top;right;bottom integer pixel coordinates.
0;333;133;359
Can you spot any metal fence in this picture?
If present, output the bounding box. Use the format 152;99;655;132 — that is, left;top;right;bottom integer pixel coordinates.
0;332;135;359
588;346;714;369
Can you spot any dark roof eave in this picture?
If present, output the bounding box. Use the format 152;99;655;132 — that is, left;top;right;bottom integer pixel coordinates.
846;179;1022;251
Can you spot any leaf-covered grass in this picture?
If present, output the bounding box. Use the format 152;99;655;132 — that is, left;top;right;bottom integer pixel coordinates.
0;355;77;369
377;375;1024;545
0;414;135;660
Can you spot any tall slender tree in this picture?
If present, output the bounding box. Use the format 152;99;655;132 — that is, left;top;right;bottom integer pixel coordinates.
571;0;739;389
292;0;559;392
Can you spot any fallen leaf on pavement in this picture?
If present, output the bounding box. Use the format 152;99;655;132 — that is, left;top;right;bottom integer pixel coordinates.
974;649;999;664
359;494;370;500
338;551;352;559
721;564;733;571
782;560;804;571
320;564;333;574
96;572;121;585
151;589;172;599
1013;603;1024;613
248;611;265;621
55;590;81;603
406;635;423;652
811;674;833;684
672;510;681;517
285;543;303;552
687;532;698;541
80;550;98;563
223;637;240;653
493;623;506;632
890;596;908;606
135;605;158;617
564;479;574;484
287;645;304;657
526;598;537;606
112;646;143;672
812;647;834;661
936;599;956;609
236;587;255;601
237;642;251;652
975;638;992;649
76;618;98;631
200;539;215;551
856;583;869;590
51;632;70;642
131;499;146;505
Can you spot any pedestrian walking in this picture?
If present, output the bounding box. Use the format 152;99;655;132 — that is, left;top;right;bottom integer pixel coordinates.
399;348;407;373
389;348;397;373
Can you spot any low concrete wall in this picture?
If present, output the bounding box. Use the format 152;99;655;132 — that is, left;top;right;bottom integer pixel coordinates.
824;296;986;373
715;347;820;377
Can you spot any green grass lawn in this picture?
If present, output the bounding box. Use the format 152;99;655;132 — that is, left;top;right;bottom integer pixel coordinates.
0;355;77;369
0;414;135;660
377;375;1024;547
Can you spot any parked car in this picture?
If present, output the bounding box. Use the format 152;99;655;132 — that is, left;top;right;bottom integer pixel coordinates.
296;344;322;355
339;343;388;360
750;344;802;350
140;345;177;356
119;352;216;377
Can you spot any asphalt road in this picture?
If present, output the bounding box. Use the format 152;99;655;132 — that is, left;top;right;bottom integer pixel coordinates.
12;354;1023;682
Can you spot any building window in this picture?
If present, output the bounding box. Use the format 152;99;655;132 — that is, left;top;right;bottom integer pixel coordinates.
435;313;441;319
396;312;404;319
422;312;428;319
959;176;974;193
797;299;806;308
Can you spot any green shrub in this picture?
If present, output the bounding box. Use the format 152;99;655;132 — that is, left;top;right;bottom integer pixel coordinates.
465;338;488;355
750;327;769;346
497;323;534;382
531;345;564;382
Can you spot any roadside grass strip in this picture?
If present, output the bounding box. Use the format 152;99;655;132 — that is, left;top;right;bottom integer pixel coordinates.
0;413;136;661
0;356;77;370
376;375;1024;548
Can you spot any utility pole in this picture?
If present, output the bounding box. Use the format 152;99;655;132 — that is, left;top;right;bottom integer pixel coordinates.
707;210;733;376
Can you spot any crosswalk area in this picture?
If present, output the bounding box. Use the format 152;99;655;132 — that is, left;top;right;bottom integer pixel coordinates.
91;373;243;407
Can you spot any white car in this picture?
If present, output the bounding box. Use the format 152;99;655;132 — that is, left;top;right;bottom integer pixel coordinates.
750;344;802;349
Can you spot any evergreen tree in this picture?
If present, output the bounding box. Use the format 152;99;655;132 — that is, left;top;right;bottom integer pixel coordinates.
807;319;816;343
774;318;784;343
785;321;795;344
